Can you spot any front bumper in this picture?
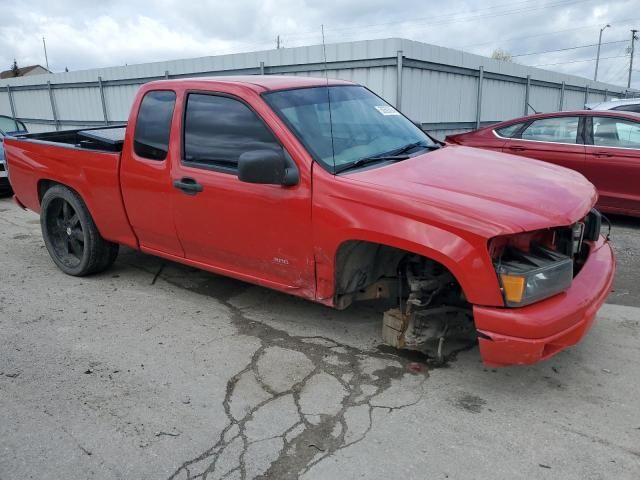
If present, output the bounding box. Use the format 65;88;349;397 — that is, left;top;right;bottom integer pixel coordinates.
474;237;615;367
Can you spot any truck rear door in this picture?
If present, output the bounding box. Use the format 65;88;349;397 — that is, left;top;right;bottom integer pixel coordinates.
170;90;315;293
120;90;185;257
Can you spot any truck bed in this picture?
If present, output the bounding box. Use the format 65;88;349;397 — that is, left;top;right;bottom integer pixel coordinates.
4;128;138;249
19;125;127;152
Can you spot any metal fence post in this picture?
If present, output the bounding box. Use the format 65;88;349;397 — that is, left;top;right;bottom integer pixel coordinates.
559;81;565;111
524;75;531;115
396;50;403;111
260;61;265;75
47;81;60;131
164;70;170;79
475;66;484;129
98;76;109;126
584;85;590;107
6;84;17;120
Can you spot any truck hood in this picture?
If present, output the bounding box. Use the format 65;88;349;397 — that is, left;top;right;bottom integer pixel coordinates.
346;145;597;236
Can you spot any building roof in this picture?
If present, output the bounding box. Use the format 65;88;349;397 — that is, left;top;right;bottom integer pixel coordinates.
0;64;50;79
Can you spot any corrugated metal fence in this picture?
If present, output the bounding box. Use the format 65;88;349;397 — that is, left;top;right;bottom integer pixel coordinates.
0;38;635;137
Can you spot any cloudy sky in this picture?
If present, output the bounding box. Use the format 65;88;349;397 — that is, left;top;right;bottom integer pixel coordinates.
0;0;638;88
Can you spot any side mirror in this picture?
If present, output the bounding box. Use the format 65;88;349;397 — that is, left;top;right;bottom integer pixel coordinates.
238;149;299;186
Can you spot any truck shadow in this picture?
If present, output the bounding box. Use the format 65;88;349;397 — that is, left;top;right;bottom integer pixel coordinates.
112;246;477;365
608;213;640;230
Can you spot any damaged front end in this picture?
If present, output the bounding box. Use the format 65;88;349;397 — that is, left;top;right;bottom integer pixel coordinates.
489;208;602;308
381;257;475;362
379;209;604;363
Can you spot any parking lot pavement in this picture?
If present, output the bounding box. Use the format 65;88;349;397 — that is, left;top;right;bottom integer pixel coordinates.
608;214;640;308
1;197;639;480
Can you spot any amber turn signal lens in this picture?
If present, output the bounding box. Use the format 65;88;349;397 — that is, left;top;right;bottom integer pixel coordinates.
500;274;525;304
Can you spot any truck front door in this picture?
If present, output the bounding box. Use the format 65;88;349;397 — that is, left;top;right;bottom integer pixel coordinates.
171;90;315;295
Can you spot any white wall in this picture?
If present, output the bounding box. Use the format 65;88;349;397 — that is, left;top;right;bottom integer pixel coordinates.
0;38;633;135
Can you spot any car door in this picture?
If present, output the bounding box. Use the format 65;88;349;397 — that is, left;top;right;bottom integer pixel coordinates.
501;115;586;174
171;90;315;292
584;115;640;215
120;90;185;256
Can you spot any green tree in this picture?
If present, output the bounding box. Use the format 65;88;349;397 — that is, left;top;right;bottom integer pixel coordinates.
491;49;514;63
10;59;21;77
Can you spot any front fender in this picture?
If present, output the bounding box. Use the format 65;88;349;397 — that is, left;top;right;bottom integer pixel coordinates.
314;226;502;307
312;171;503;306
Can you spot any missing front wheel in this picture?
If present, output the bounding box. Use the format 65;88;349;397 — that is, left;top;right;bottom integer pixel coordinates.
382;256;476;362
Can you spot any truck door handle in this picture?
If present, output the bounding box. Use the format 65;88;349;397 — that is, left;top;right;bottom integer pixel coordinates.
593;152;613;158
173;177;203;195
508;146;526;152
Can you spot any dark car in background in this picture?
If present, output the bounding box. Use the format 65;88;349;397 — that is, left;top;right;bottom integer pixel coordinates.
446;110;640;218
0;115;28;196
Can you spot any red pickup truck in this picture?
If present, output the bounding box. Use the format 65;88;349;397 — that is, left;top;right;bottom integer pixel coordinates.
4;76;615;366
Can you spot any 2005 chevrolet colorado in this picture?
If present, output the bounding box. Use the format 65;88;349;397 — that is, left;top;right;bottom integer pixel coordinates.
4;76;615;366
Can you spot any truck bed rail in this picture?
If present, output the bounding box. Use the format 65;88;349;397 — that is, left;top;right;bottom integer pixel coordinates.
17;125;127;152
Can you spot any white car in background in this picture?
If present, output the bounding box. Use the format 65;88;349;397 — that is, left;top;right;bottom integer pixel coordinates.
0;115;28;196
586;97;640;113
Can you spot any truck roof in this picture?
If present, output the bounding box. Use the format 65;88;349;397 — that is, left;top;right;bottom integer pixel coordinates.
145;75;354;93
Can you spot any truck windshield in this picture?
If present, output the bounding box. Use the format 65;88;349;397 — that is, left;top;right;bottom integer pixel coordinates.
263;85;436;173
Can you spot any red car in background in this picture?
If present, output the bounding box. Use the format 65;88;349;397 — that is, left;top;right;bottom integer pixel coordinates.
446;110;640;217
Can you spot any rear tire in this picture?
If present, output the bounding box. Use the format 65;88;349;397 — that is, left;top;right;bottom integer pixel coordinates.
40;185;119;276
0;182;12;198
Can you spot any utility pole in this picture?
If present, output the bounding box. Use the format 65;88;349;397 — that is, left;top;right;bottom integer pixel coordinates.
628;29;638;89
276;35;281;49
42;37;49;71
594;24;610;81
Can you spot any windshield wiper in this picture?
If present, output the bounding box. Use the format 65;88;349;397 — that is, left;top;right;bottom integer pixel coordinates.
334;141;441;174
387;141;440;156
388;141;428;155
334;154;410;174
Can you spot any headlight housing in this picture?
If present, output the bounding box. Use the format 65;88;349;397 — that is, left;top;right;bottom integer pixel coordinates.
495;246;573;307
490;210;603;308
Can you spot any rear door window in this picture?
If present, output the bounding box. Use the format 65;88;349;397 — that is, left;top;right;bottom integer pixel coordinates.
593;117;640;148
133;90;176;161
520;117;579;144
495;123;525;138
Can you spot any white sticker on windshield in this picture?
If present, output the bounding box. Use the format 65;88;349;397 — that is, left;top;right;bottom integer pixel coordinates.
374;105;400;116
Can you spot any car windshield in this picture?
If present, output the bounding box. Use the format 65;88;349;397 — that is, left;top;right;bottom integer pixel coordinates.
263;85;436;173
0;115;27;134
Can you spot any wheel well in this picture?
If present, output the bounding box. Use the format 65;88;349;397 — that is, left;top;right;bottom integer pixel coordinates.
334;240;465;309
38;180;85;206
37;179;59;204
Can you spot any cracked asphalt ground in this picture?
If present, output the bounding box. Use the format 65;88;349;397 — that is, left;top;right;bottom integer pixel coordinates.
1;197;640;480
